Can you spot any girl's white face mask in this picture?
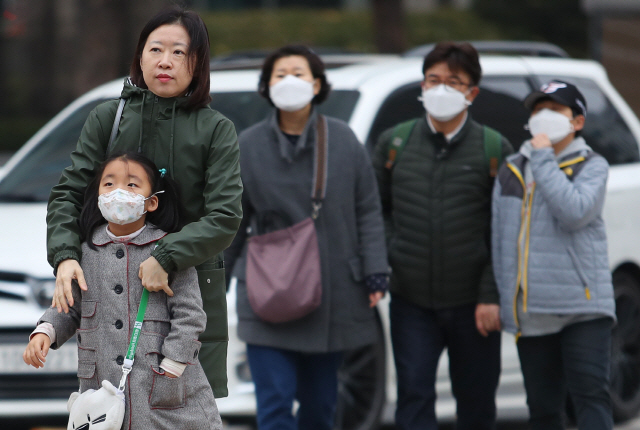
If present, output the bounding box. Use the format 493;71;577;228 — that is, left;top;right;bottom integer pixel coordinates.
421;84;472;122
527;108;574;144
98;188;163;225
269;75;315;112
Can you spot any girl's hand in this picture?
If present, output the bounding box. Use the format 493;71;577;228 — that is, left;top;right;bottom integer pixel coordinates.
164;371;178;378
23;334;51;368
53;259;87;313
139;257;174;296
369;291;384;308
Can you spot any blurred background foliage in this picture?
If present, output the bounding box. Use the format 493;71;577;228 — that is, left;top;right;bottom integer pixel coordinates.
0;0;587;153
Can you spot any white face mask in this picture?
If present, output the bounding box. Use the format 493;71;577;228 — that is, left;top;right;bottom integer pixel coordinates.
527;108;574;144
98;188;163;225
421;84;471;122
269;75;315;112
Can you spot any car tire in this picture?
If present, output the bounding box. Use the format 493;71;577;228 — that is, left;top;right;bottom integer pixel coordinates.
610;270;640;422
334;310;386;430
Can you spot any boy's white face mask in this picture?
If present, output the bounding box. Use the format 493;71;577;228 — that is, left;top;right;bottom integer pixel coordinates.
527;108;575;144
421;84;472;122
269;75;315;112
98;188;163;225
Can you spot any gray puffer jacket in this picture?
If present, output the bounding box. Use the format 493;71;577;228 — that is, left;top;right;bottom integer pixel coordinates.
492;138;616;335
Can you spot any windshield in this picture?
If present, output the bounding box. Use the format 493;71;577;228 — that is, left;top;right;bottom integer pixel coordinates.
0;90;360;202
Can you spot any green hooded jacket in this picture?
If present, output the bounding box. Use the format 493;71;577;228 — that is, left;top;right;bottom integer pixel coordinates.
46;80;243;397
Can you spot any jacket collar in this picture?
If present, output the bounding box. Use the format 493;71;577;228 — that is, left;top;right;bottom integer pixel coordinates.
92;223;167;247
120;78;191;114
424;113;473;145
268;108;319;162
518;136;591;162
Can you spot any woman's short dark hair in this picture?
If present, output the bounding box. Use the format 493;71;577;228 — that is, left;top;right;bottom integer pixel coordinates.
129;7;211;110
258;45;331;106
422;42;482;86
79;152;185;248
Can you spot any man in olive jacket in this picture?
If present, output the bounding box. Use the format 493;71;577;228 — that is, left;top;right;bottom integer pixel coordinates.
46;80;243;398
373;42;512;430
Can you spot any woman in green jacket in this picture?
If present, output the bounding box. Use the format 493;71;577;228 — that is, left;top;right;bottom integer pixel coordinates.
46;7;242;397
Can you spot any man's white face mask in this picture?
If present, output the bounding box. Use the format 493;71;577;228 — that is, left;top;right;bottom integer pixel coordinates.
421;84;472;122
527;108;575;144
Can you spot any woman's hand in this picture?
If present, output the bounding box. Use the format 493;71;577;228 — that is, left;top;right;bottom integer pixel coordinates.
23;334;51;368
369;291;384;308
164;371;178;378
139;257;174;296
53;259;87;313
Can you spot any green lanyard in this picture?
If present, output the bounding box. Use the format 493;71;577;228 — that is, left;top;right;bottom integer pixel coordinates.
118;288;149;392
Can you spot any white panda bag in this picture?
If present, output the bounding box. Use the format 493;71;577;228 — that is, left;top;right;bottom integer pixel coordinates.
67;380;125;430
67;289;149;430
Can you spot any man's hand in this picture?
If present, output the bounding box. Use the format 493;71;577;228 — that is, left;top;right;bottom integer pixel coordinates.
53;259;87;313
139;257;174;296
23;333;51;368
475;303;501;337
530;134;552;150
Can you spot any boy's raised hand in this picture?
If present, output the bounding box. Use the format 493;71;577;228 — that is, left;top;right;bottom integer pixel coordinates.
23;333;51;369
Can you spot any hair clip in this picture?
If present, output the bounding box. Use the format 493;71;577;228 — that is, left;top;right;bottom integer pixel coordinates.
159;168;166;178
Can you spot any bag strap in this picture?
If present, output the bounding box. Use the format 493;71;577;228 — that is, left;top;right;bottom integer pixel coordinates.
483;125;502;178
107;98;126;156
117;288;149;391
311;114;328;219
385;119;418;170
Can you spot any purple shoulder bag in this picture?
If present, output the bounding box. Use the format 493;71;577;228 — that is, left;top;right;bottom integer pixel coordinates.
245;115;328;324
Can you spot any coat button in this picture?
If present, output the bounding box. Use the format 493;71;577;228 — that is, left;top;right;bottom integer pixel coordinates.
194;349;198;359
77;334;82;344
115;320;123;329
116;355;124;365
114;284;123;294
116;249;125;259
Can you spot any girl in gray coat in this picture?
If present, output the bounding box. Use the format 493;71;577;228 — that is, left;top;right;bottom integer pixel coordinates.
24;152;221;430
225;45;389;430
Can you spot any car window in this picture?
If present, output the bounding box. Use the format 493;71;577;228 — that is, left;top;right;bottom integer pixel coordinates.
536;75;639;165
0;99;106;202
0;90;360;203
366;77;534;152
211;90;360;135
470;76;534;150
366;83;423;150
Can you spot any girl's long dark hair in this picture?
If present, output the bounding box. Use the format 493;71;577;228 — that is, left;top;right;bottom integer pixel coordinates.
79;152;185;248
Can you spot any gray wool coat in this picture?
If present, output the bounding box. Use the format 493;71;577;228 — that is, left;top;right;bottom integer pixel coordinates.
225;109;389;353
38;224;221;430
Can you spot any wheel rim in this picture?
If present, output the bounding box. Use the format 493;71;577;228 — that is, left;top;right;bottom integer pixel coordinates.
334;315;386;430
610;274;640;418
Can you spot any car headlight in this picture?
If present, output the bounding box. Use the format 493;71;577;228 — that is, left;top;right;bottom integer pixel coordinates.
27;278;56;308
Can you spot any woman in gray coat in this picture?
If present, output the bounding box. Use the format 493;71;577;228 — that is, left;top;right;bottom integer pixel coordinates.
225;45;389;430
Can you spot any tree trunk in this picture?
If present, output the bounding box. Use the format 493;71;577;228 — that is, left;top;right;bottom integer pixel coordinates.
372;0;407;53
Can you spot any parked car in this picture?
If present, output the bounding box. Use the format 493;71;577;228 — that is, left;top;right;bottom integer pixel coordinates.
2;45;640;428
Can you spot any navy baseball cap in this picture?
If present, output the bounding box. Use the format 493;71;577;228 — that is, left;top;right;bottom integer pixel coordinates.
523;80;587;118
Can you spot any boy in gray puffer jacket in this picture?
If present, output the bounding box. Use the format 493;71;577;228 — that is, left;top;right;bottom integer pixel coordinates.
492;80;615;430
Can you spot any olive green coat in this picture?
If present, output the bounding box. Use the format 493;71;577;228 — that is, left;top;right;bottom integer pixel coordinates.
46;80;243;397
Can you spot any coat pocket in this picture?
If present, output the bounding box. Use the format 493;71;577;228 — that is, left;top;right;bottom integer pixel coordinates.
149;367;186;409
566;246;592;300
349;257;364;282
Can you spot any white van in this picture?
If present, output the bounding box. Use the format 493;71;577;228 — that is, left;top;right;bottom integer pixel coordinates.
2;46;640;428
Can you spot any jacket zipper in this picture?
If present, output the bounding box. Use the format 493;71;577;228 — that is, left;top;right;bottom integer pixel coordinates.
507;162;528;340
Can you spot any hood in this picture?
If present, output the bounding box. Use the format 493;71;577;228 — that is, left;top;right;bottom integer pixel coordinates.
0;203;52;279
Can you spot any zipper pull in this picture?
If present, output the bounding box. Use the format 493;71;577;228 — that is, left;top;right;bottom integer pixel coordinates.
585;287;592;300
